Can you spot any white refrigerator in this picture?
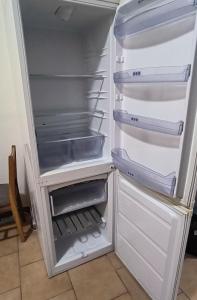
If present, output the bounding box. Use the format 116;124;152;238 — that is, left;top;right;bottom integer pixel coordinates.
3;0;197;299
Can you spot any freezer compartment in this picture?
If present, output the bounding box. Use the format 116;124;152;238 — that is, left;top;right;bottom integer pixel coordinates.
52;203;111;264
113;110;184;136
112;148;176;197
114;65;191;84
50;179;107;217
114;0;197;48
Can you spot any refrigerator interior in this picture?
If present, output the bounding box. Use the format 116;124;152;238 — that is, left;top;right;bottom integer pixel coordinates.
47;174;112;266
113;0;197;201
19;0;115;175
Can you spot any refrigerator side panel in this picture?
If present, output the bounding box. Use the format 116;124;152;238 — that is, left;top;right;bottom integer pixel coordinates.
24;145;53;275
2;0;40;179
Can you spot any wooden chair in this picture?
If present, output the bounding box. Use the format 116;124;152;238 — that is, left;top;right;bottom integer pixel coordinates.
0;145;31;241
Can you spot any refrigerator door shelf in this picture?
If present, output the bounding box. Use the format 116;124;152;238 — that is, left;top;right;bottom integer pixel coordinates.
114;0;197;48
50;179;107;216
112;148;176;197
114;65;191;84
52;206;106;241
113;110;184;136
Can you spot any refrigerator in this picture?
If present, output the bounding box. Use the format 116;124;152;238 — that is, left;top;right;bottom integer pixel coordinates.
2;0;197;299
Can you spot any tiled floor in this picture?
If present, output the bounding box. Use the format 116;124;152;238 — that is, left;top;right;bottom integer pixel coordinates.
0;231;195;300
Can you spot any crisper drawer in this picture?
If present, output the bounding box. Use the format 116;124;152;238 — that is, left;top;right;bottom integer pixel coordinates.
37;129;105;170
49;177;108;217
37;140;72;169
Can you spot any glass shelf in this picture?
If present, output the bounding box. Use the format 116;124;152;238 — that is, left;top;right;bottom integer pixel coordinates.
113;110;184;136
30;74;106;80
114;0;197;47
112;148;176;197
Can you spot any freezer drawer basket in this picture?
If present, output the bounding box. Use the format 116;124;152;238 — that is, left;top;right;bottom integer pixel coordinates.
50;179;107;216
113;110;184;136
114;65;191;84
52;206;106;241
112;148;176;197
114;0;197;43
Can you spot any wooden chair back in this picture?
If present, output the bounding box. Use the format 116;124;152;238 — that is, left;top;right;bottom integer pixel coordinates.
7;146;25;241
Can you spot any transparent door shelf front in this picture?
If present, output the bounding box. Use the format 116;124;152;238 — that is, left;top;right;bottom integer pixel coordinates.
113;110;184;136
112;148;176;197
114;65;191;84
50;180;107;216
114;0;197;42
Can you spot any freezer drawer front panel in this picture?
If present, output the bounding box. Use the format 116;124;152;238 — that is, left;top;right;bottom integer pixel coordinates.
116;176;187;300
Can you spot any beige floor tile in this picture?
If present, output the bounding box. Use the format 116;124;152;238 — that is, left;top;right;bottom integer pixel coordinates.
115;293;133;300
117;268;150;300
106;252;124;270
21;260;72;300
176;293;189;300
0;253;20;294
180;257;197;300
0;288;21;300
19;231;42;266
69;256;126;300
49;290;76;300
0;237;18;257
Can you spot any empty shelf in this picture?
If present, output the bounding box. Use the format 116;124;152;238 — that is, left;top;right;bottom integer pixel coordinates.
50;179;107;216
35;111;106;128
30;74;106;80
53;206;106;240
114;0;197;42
112;148;176;197
113;110;184;136
114;65;191;84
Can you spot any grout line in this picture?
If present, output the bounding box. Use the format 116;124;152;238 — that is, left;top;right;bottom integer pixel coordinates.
45;288;74;300
111;292;130;300
67;271;78;299
105;253;124;271
181;290;191;300
17;237;22;300
0;250;18;259
0;246;21;297
0;237;19;259
114;267;129;294
0;287;21;297
20;258;44;269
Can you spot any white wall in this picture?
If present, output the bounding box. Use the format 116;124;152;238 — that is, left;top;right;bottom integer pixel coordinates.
0;2;26;193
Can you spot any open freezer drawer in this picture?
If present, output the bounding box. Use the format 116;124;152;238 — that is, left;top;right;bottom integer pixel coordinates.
115;175;191;300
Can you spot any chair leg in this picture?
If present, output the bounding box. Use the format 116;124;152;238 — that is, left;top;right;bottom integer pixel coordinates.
9;193;26;242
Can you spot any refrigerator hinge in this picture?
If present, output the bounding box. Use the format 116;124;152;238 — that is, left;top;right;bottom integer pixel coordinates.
110;164;116;171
